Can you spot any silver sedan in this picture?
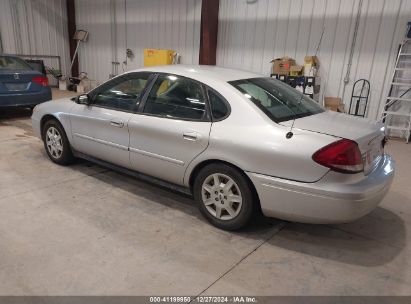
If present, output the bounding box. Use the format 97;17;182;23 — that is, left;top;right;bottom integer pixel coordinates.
31;65;395;230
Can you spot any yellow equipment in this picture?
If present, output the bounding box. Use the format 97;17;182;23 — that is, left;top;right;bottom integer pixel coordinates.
144;49;175;67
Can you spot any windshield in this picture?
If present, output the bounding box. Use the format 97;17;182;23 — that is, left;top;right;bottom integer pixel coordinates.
0;56;33;70
229;77;324;123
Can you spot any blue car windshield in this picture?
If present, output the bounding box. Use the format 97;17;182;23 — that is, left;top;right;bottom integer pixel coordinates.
0;56;33;70
229;77;324;123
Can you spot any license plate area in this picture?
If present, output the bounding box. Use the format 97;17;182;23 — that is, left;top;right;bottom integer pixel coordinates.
5;83;29;91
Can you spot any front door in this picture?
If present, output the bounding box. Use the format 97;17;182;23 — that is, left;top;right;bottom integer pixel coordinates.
129;73;212;185
70;72;151;168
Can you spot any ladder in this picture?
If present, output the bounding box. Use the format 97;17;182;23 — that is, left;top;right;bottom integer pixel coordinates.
380;38;411;143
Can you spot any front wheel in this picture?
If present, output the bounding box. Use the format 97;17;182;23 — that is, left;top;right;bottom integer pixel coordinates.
193;163;256;230
42;119;74;165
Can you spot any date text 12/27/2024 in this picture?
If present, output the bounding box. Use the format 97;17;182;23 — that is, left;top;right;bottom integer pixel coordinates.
149;296;258;303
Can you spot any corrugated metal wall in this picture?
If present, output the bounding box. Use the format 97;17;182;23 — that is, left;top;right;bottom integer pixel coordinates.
75;0;113;85
1;0;408;120
217;0;411;120
0;0;71;79
75;0;202;84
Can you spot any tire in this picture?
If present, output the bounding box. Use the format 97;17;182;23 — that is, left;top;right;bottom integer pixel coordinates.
42;119;74;165
193;163;256;231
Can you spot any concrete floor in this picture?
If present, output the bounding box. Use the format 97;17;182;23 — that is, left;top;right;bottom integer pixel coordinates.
1;90;411;295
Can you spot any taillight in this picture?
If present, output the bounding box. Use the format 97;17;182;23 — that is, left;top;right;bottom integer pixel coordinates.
32;76;49;87
312;139;364;174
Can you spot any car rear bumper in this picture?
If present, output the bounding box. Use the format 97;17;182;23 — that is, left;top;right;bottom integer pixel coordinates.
246;154;395;224
0;87;52;107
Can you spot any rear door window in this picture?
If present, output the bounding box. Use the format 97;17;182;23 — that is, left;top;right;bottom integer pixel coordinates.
208;89;230;120
143;74;207;120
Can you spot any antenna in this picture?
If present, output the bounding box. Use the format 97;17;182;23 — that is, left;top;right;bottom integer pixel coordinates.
286;26;325;139
285;92;304;139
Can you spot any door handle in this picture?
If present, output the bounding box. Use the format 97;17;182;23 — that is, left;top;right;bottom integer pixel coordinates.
183;131;199;141
110;120;124;128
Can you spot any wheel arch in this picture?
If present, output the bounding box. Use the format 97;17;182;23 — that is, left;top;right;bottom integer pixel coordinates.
40;114;60;140
188;159;261;211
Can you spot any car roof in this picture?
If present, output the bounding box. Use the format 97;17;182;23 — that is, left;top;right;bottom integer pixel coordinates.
125;65;264;83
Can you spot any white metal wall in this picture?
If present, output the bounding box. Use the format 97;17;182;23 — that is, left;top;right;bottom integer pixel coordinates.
217;0;411;120
75;0;202;84
0;0;71;79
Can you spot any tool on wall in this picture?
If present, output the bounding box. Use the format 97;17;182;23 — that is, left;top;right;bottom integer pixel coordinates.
66;30;89;91
349;79;370;117
69;30;88;77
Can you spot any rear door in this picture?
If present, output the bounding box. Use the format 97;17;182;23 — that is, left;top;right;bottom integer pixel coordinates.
70;72;152;168
128;73;211;185
0;56;43;96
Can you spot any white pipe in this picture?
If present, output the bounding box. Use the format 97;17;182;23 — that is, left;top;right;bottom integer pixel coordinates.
344;0;363;85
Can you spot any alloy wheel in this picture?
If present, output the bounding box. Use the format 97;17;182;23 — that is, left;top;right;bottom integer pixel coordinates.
45;126;63;159
201;173;243;220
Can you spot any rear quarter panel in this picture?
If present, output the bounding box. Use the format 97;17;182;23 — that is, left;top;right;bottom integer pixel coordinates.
184;86;338;185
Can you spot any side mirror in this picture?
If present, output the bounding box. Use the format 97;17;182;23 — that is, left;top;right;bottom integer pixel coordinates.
76;94;90;105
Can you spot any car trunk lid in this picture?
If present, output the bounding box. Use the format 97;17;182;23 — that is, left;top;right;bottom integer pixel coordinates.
281;111;385;175
0;69;44;94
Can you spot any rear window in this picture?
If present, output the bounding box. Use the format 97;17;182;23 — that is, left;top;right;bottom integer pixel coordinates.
229;77;324;123
0;56;33;70
25;59;46;74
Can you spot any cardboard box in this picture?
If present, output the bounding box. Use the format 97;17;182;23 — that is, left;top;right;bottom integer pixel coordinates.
324;97;340;111
324;97;345;112
289;65;303;76
144;49;175;67
270;56;296;75
304;56;319;77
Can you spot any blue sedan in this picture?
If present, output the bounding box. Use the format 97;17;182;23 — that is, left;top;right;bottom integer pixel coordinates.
0;55;52;109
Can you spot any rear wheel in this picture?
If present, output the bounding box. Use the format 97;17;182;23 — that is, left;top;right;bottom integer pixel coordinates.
193;163;255;230
42;119;74;165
